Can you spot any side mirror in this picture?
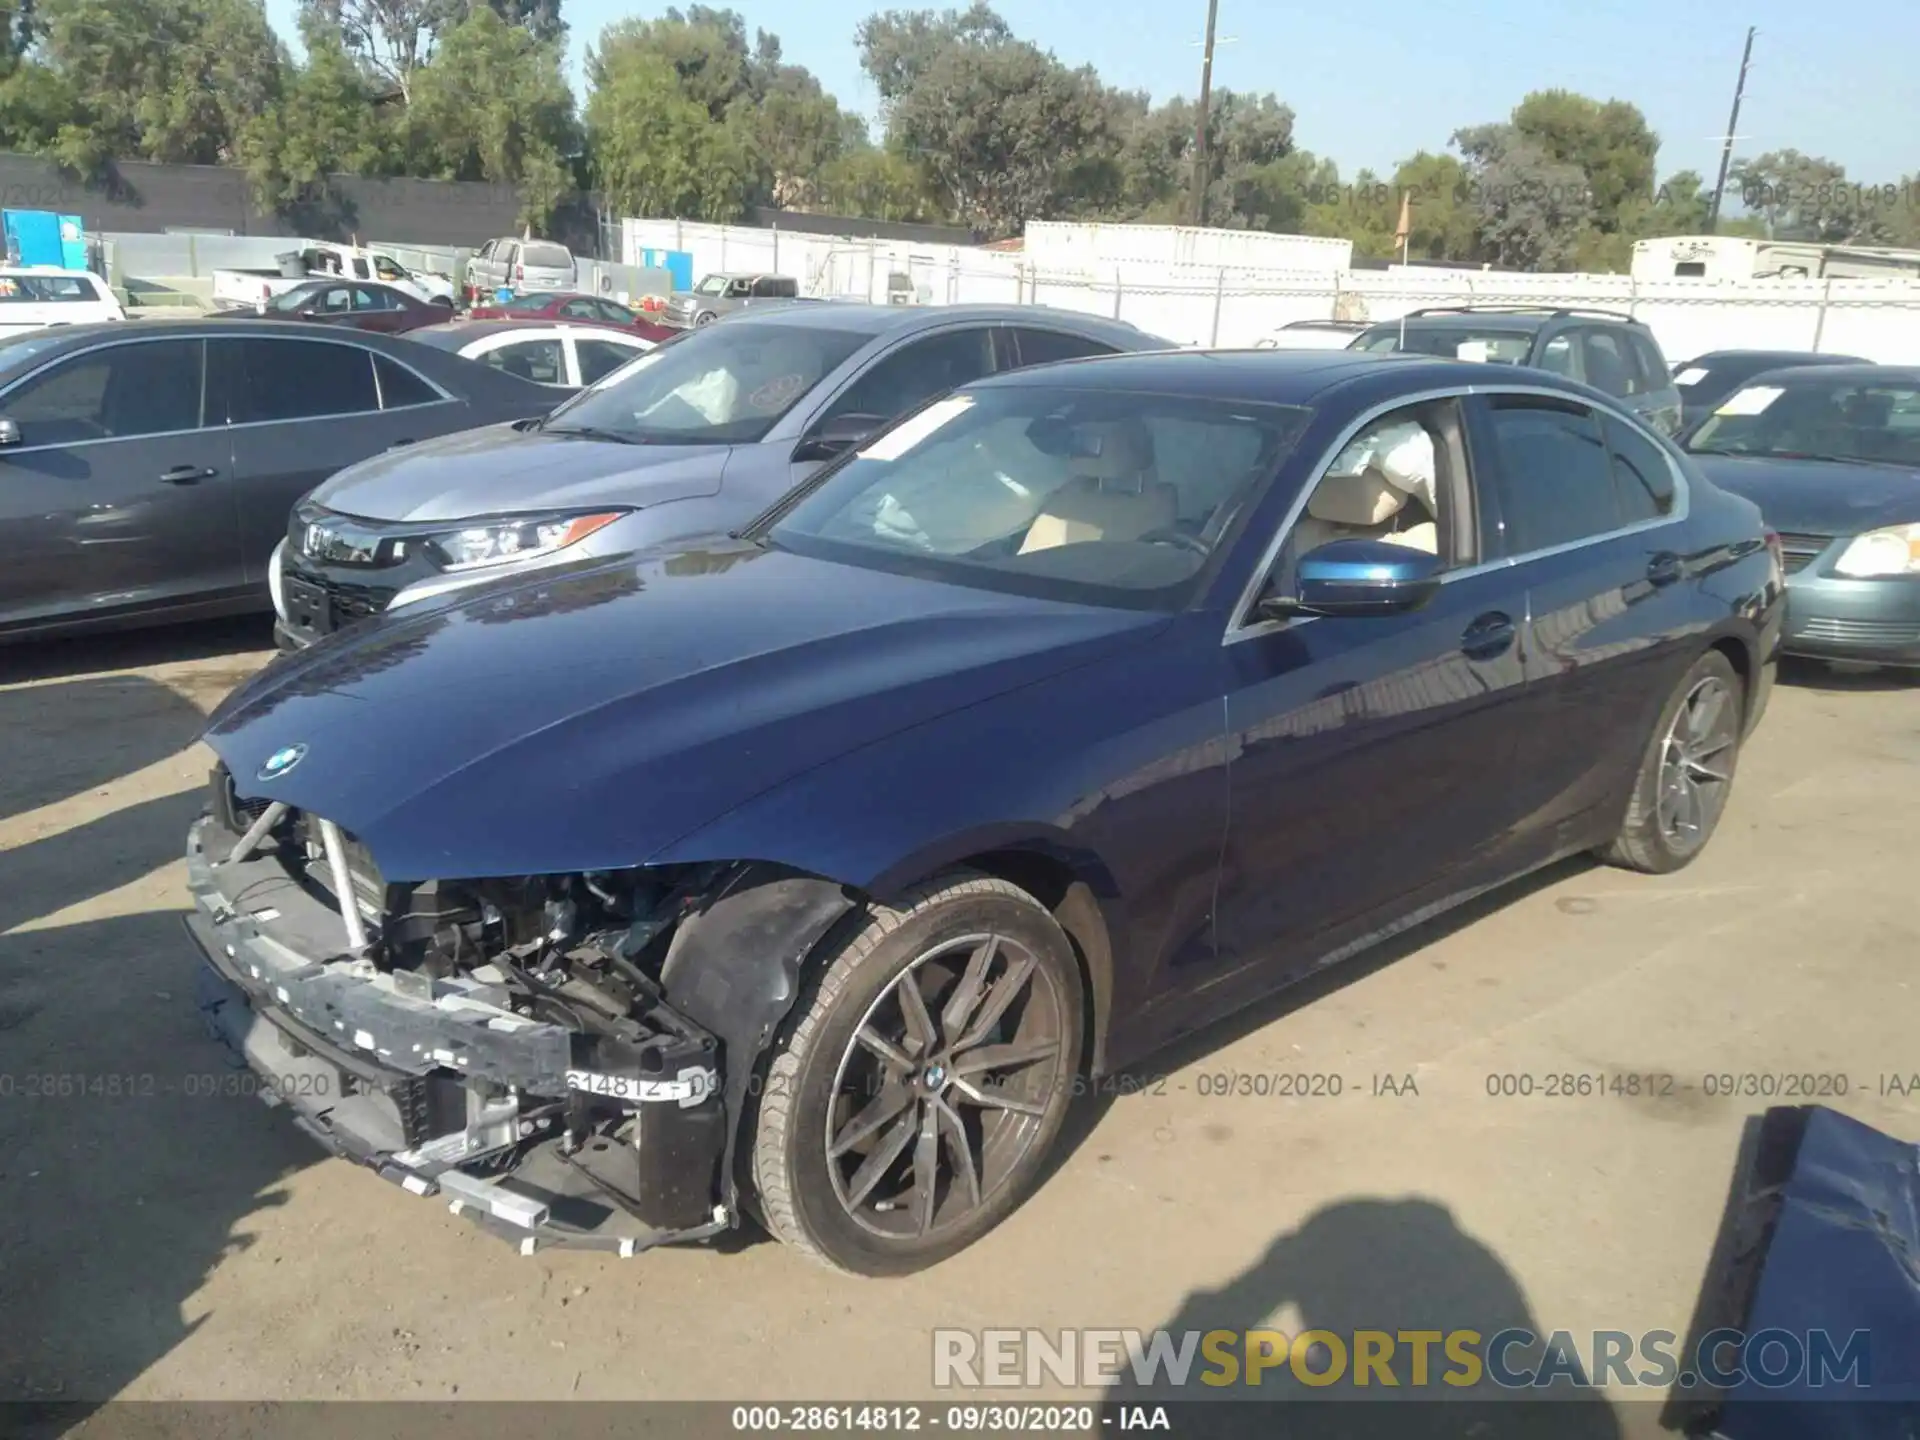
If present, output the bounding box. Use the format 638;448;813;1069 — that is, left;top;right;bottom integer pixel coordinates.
0;418;20;447
794;412;887;464
1256;538;1445;620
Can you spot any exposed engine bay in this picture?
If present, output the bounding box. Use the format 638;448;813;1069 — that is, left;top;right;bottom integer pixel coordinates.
186;762;854;1254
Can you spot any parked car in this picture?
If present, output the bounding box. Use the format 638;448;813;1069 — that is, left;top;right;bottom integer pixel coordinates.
1669;349;1869;434
211;244;456;312
188;349;1781;1274
208;278;448;335
663;272;804;329
1254;319;1370;350
465;290;678;343
1351;305;1685;436
0;320;561;643
463;237;577;304
1684;363;1920;670
0;267;125;334
405;319;656;389
269;303;1167;649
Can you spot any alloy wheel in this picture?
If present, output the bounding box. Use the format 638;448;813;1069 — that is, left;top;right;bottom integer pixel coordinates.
1656;675;1738;853
824;932;1068;1239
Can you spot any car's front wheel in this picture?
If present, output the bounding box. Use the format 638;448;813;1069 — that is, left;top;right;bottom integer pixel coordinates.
694;310;716;327
1599;649;1744;873
748;873;1084;1276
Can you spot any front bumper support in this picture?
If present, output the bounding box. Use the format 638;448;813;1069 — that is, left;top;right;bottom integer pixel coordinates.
184;814;732;1254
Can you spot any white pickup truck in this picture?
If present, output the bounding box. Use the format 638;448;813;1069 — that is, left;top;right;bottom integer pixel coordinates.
211;245;456;312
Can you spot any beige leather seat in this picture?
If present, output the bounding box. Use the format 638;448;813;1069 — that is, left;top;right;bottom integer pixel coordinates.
1019;419;1178;554
1288;467;1409;554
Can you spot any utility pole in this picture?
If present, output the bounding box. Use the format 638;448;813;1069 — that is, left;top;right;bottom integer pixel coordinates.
1190;0;1220;229
1707;26;1756;232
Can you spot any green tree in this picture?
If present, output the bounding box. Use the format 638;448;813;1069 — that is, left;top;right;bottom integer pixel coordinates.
856;1;1008;115
405;5;575;229
818;142;935;221
585;42;750;222
1728;149;1892;243
303;0;564;104
241;8;394;212
1509;89;1657;234
30;0;283;170
1453;122;1594;270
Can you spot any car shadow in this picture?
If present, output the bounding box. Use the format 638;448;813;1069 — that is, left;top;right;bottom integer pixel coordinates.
1098;1198;1625;1437
1776;657;1917;692
0;677;213;824
0;614;274;688
0;905;316;1419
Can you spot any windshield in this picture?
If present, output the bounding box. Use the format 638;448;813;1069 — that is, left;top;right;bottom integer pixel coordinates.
494;292;559;312
542;321;870;444
0;331;71;379
763;385;1312;610
1355;325;1534;364
1688;377;1920;465
694;275;731;296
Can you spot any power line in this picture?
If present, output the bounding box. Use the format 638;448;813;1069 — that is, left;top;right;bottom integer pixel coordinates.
1707;25;1756;231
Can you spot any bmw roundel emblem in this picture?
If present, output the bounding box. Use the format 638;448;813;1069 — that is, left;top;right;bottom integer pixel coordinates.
258;744;308;781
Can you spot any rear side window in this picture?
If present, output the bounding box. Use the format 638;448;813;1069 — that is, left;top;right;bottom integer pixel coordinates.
1012;328;1122;367
233;339;379;422
1601;415;1677;524
484;337;566;386
595;300;636;324
1482;396;1623;555
375;354;439;409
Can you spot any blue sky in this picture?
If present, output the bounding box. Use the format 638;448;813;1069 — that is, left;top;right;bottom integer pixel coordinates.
263;0;1919;185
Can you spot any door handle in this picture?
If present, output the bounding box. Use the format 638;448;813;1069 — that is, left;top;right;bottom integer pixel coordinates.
1461;611;1516;660
1647;552;1683;587
159;465;218;485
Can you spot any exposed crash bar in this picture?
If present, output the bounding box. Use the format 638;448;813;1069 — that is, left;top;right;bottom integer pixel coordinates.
316;816;370;951
221;801;288;866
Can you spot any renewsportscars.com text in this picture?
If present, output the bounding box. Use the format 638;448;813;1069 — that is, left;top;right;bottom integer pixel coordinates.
932;1327;1871;1391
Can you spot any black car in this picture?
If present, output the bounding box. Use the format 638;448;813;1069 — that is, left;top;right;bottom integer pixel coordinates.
1670;349;1869;434
0;320;560;643
1351;306;1684;436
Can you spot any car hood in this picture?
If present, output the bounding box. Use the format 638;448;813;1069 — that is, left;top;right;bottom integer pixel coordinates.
308;423;729;524
1693;454;1920;535
204;544;1164;881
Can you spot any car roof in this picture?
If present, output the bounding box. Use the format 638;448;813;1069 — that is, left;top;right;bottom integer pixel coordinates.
1687;349;1866;364
406;318;641;346
726;301;1157;345
964;347;1548;405
1740;363;1918;385
1365;309;1645;333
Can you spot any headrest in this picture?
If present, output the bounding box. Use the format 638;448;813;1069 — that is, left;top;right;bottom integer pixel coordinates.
1068;419;1155;481
1307;468;1407;526
1330;420;1437;514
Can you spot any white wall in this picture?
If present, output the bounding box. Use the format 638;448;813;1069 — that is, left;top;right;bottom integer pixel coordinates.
620;216;1920;364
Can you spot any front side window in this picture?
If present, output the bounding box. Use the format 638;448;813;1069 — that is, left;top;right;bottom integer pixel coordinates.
353;287;399;311
1602;415;1677;524
231;339;378;422
542;321;870;445
1536;334;1577;378
818;328;997;430
596;300;637;325
265;282;326;314
693;275;730;296
373;257;406;281
1283;401;1461;572
1580;330;1640;397
559;299;600;320
1483;396;1623;554
484;338;566;386
1688;378;1920;467
765;385;1311;610
3;339;205;445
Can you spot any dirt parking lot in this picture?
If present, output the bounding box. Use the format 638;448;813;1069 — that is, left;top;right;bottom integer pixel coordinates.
2;619;1916;1425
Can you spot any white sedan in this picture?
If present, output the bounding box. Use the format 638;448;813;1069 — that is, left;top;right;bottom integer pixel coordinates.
403;320;657;390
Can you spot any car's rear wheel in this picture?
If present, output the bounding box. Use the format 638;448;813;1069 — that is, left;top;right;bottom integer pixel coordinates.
747;873;1083;1276
1599;650;1744;874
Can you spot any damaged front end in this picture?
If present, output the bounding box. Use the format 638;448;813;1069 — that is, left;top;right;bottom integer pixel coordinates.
184;763;851;1255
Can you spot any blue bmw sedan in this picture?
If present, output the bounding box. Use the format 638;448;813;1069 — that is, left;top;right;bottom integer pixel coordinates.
183;350;1783;1275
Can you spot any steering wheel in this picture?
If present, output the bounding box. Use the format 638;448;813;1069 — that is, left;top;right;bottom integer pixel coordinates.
1136;527;1210;557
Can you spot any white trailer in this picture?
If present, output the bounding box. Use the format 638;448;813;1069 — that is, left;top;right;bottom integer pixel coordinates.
1633;235;1920;282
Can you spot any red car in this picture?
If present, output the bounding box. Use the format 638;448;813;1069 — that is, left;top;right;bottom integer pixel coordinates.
215;278;449;335
467;290;678;343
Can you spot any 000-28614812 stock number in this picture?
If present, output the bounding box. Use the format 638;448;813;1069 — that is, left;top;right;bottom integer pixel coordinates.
0;1071;338;1100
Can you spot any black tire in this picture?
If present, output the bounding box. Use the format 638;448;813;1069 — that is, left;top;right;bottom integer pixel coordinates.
1598;649;1744;874
694;310;716;327
747;872;1084;1276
